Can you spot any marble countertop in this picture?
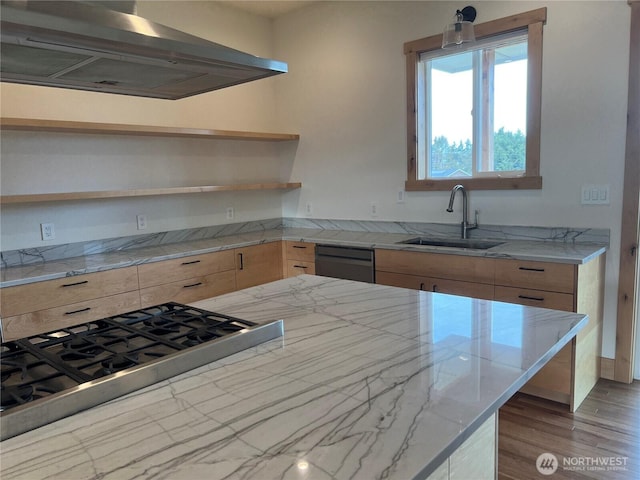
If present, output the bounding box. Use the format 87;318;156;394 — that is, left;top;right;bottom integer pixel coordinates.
0;275;588;480
0;228;607;287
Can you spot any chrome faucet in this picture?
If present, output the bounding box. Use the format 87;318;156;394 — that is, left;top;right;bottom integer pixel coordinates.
446;184;478;239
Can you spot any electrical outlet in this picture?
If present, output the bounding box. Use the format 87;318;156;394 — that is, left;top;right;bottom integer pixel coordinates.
305;202;313;216
40;223;55;241
371;201;378;217
397;190;405;204
226;207;234;220
136;214;147;230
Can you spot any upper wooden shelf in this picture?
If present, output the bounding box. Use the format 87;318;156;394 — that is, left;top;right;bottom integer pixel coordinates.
1;183;302;204
0;118;300;142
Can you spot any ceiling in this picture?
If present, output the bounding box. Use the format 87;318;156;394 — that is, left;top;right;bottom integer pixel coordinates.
219;1;315;18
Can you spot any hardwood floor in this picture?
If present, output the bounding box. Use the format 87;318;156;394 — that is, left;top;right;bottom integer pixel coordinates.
498;379;640;479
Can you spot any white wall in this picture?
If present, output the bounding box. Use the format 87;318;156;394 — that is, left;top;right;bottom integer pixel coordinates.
0;1;631;360
273;1;630;359
0;1;294;248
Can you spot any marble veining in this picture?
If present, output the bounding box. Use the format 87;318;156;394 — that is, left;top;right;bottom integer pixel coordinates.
1;218;283;268
1;225;607;287
0;275;588;480
282;218;610;244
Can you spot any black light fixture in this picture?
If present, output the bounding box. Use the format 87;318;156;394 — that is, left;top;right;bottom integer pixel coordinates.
442;6;477;49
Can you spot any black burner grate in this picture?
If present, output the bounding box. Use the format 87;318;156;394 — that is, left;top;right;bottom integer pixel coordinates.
0;303;257;412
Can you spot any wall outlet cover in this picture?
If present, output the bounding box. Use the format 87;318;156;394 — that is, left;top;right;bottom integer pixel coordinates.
40;222;55;241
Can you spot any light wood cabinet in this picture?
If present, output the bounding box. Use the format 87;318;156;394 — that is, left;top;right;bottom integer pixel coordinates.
426;413;497;480
494;256;605;411
138;250;235;288
0;266;139;317
138;250;236;308
235;242;283;290
283;241;316;277
494;259;575;294
375;250;494;300
376;271;494;300
375;248;605;411
1;292;141;341
0;266;140;341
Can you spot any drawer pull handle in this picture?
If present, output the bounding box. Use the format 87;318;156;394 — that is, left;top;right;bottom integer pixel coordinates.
518;295;545;302
65;307;91;315
419;282;425;291
61;280;89;287
238;253;244;270
293;264;308;269
432;284;438;292
292;245;307;249
183;282;203;288
181;260;201;265
518;266;545;272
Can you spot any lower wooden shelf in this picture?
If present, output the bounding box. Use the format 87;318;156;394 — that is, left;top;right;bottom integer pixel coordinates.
0;182;302;204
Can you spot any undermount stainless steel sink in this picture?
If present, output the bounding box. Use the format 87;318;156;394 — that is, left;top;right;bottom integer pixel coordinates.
397;237;504;250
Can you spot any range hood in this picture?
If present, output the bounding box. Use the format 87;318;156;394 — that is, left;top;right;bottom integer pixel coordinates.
0;0;288;99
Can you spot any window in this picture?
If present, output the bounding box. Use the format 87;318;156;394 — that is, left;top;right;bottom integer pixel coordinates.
405;9;546;191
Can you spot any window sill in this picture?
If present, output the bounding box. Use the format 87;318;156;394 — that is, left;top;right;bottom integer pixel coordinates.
405;176;542;191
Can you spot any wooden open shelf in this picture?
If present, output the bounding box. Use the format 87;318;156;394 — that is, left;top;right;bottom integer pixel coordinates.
1;183;302;204
0;118;300;142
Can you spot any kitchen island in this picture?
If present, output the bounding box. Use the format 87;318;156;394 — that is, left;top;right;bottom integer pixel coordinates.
0;275;588;480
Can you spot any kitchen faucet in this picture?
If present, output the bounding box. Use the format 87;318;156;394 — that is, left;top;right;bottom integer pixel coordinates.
446;184;478;239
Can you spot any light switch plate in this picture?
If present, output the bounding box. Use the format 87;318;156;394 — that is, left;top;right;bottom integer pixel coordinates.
581;184;610;205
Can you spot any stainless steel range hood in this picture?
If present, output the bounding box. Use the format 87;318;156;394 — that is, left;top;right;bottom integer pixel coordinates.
0;1;288;99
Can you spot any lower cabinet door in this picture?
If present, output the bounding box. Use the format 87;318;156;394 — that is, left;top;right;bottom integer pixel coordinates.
376;271;494;301
139;270;236;308
1;291;141;341
235;242;283;290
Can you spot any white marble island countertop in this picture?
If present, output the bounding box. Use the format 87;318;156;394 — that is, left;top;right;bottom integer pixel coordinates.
1;275;588;480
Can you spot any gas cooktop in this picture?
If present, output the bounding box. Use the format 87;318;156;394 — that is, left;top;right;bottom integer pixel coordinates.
0;302;284;440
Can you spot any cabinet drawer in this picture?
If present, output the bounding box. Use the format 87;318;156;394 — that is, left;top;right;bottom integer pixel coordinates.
138;250;235;288
0;266;139;317
494;286;574;311
494;259;575;294
1;291;141;341
286;260;315;277
375;249;495;284
285;241;316;262
139;270;236;308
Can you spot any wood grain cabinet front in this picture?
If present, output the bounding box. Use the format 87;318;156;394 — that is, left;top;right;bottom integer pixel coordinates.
375;248;605;412
375;249;495;301
235;242;283;290
283;241;316;277
493;256;604;411
138;251;236;308
0;266;140;341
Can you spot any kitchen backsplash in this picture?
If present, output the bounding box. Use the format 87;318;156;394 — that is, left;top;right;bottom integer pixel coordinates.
1;217;609;268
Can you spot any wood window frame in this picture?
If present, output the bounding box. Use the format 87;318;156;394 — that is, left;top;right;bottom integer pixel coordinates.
404;8;547;191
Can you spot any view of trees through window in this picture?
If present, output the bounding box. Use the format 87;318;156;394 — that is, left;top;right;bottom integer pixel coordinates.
430;128;526;177
419;33;528;179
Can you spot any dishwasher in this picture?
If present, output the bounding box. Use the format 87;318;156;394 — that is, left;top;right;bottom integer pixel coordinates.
315;244;375;283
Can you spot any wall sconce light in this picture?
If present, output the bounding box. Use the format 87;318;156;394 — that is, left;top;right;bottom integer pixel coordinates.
442;6;477;49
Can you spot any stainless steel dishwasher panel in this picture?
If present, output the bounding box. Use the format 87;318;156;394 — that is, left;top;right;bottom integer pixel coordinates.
315;245;375;283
